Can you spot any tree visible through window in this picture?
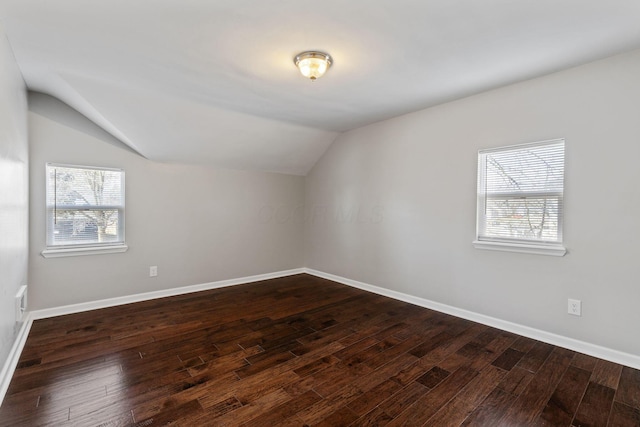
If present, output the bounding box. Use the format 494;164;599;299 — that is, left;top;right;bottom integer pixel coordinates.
46;164;125;248
476;139;565;246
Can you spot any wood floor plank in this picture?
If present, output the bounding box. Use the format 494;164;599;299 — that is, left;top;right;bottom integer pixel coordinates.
591;359;623;390
466;330;518;372
572;382;615;427
386;367;480;426
296;383;362;425
511;336;538;354
390;359;432;387
608;401;640;427
313;405;359;427
615;366;640;409
517;341;555;373
293;355;340;378
204;395;243;418
417;365;452;389
235;348;297;379
350;406;395;426
379;381;429;418
68;396;136;427
497;347;575;426
356;336;404;368
424;364;506;426
202;387;292;425
350;352;418;396
203;341;345;406
0;405;70;426
312;362;372;397
492;347;526;371
133;398;203;426
462;387;516;426
1;274;639;427
242;389;322;427
498;365;536;396
534;365;591;426
347;378;402;416
572;353;599;373
417;323;488;367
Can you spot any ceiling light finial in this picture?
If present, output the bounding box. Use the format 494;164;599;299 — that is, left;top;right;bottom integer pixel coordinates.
294;51;332;81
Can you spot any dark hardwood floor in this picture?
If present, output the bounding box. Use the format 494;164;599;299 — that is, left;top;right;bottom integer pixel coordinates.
1;274;639;426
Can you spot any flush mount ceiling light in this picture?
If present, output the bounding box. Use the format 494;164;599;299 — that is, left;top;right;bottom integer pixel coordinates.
294;51;332;81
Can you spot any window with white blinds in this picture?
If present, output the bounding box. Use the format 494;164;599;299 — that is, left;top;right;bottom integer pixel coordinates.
475;139;566;256
45;164;125;251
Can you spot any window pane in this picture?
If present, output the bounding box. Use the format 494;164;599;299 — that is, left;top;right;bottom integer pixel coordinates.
484;197;560;242
46;164;125;247
47;166;123;207
485;143;564;195
477;140;564;245
51;209;122;246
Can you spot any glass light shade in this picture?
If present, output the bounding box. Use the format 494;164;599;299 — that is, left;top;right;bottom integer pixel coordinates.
294;51;332;81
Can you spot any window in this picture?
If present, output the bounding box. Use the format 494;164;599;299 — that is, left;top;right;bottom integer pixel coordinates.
474;139;566;256
42;163;127;258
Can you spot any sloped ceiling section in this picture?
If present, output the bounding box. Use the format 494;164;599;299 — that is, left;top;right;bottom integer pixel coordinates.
1;1;640;175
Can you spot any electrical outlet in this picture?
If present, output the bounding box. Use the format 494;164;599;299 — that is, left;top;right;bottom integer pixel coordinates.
568;299;581;316
15;285;27;323
149;266;158;277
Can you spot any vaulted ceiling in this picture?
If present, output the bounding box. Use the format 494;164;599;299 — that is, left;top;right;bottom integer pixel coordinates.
2;1;640;175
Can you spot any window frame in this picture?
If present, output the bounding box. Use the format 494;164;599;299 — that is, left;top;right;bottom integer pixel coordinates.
473;139;567;257
42;163;128;258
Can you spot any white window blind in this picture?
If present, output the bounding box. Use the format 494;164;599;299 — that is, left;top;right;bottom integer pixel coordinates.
476;139;565;251
46;164;125;249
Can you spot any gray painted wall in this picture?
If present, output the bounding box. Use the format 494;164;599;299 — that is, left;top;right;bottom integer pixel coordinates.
28;94;305;310
0;27;28;371
305;49;640;357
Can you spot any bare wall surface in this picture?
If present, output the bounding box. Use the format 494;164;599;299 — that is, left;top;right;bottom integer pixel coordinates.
0;26;28;371
305;49;640;357
28;94;305;310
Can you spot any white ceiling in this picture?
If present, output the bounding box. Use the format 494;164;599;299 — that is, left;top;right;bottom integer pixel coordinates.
1;1;640;175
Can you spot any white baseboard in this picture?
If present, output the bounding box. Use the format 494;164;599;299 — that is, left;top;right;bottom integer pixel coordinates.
31;268;306;320
0;267;305;406
304;268;640;370
0;313;34;405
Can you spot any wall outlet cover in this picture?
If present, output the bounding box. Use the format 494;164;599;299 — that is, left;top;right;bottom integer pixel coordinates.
568;298;582;316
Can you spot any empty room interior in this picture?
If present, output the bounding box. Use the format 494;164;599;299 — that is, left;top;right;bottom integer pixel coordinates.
1;1;640;426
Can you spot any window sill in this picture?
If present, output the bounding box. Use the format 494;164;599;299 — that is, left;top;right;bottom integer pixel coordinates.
41;244;129;258
472;240;566;257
